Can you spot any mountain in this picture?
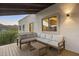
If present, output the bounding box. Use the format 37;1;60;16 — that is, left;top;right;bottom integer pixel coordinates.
0;24;18;31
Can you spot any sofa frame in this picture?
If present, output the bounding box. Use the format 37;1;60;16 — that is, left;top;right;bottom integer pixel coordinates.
17;32;65;54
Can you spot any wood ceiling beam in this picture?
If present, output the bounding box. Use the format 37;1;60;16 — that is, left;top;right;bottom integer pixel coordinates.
0;3;53;9
0;8;41;11
0;3;55;15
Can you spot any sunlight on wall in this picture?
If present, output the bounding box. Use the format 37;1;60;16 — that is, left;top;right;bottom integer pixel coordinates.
60;4;76;14
60;4;76;25
63;17;73;25
63;14;76;28
59;4;79;53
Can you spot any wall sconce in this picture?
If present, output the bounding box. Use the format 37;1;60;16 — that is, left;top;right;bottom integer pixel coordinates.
66;14;70;17
65;14;72;24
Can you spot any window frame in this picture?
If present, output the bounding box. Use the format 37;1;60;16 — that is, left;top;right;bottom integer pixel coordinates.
42;15;60;32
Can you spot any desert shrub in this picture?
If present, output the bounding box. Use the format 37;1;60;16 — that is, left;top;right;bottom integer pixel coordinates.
0;30;18;46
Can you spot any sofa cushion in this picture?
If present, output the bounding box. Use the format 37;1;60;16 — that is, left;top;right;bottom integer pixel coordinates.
29;33;37;38
45;34;53;40
33;33;37;37
40;33;46;38
20;34;28;39
36;38;50;44
47;41;58;47
20;32;37;38
52;35;63;42
21;38;36;43
37;33;41;38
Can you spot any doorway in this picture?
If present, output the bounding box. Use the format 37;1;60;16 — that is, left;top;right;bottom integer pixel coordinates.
29;23;34;32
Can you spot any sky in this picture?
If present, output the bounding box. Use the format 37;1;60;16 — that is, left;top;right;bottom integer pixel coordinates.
0;15;27;25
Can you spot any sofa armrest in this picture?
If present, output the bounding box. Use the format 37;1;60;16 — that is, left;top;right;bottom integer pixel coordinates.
16;37;23;45
58;39;65;49
16;37;19;46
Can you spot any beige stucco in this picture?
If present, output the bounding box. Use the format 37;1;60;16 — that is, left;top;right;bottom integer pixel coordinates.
19;3;79;53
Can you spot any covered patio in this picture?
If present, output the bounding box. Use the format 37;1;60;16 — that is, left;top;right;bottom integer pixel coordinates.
0;3;79;56
0;43;78;56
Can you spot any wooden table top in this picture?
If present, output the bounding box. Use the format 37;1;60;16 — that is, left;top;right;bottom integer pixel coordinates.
31;42;47;49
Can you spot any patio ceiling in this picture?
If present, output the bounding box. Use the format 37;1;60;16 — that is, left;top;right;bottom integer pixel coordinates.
0;3;55;16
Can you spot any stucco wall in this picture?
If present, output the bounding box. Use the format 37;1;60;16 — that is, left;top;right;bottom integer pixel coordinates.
19;14;37;33
19;3;79;53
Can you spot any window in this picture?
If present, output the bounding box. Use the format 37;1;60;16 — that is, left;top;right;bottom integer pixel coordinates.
42;18;49;31
23;24;25;31
42;16;57;31
29;23;34;32
19;25;21;30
